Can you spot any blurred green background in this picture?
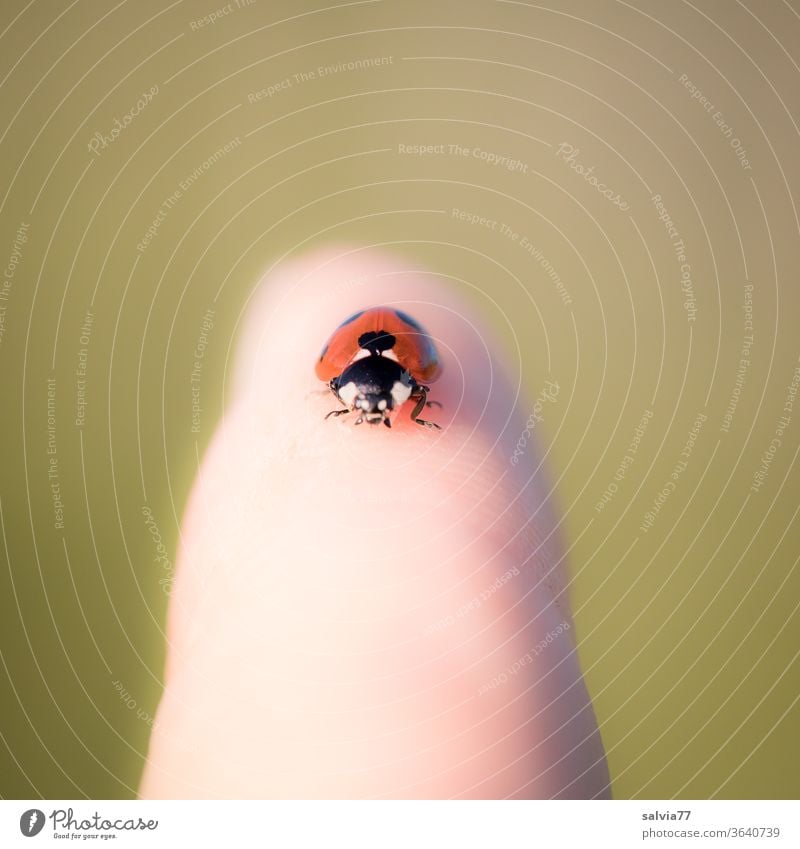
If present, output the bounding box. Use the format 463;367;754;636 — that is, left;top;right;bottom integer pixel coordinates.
1;0;798;799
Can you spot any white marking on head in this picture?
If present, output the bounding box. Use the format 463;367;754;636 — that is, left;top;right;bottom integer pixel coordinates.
390;378;412;407
377;399;387;411
338;381;358;407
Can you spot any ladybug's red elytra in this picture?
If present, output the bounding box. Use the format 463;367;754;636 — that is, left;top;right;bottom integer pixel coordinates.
315;307;443;429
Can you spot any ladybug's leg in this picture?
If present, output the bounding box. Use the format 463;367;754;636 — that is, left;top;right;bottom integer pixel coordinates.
325;377;350;420
425;400;443;409
409;385;442;430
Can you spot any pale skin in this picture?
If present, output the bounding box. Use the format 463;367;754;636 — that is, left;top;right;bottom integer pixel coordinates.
139;247;612;799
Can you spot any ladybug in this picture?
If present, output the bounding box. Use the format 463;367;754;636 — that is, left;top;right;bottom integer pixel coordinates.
315;307;442;429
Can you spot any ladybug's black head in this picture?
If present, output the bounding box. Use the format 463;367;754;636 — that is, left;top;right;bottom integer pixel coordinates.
333;353;413;427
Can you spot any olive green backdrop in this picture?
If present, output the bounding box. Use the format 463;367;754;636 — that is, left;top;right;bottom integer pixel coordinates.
1;0;798;799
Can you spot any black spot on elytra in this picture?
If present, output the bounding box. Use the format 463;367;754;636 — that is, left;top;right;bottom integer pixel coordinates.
337;310;364;328
393;309;424;332
358;330;396;355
